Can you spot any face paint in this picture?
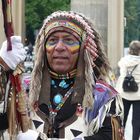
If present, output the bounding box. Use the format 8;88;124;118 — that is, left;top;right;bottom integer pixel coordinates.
67;42;80;54
46;32;80;74
45;38;80;53
46;44;54;53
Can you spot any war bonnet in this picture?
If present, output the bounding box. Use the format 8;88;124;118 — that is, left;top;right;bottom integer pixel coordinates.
29;11;109;109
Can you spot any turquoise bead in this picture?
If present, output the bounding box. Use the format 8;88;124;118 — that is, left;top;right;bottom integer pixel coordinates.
54;94;62;104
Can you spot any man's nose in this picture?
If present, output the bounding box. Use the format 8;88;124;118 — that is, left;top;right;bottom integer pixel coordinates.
55;39;66;50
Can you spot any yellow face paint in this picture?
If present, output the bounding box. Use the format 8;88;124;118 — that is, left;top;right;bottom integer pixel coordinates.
46;44;54;53
45;39;80;54
67;42;80;54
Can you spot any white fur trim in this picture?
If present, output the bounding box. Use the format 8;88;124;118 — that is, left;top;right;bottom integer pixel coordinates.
65;114;88;139
17;129;39;140
30;111;45;133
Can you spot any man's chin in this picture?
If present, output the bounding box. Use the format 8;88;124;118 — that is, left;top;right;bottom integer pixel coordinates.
53;67;69;74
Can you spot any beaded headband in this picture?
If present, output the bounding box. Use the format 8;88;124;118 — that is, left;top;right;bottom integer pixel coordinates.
45;20;83;38
43;11;95;38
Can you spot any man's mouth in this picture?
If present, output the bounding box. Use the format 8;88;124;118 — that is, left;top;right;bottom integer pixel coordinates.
53;56;68;59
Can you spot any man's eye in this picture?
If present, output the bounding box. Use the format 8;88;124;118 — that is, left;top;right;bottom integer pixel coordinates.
63;39;75;45
47;39;57;45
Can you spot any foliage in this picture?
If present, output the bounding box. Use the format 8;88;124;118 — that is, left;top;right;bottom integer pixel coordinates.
25;0;70;44
124;0;140;47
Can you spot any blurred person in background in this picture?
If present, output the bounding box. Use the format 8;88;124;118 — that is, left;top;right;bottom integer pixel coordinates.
116;40;140;140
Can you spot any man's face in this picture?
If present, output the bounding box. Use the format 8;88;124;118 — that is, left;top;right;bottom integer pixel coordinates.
45;31;80;74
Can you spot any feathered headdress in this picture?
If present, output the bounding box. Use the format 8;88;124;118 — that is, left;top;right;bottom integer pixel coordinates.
29;11;110;109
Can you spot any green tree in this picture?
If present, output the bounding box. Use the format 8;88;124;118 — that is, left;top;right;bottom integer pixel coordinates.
124;0;140;47
25;0;70;45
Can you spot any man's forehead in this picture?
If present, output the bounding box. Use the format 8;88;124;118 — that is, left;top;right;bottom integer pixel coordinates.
48;31;78;39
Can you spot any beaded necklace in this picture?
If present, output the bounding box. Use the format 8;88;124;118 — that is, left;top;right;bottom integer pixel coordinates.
48;87;73;116
48;68;76;136
48;87;74;137
51;78;74;106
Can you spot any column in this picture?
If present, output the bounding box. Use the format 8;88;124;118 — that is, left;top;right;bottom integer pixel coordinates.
71;0;124;71
107;0;124;71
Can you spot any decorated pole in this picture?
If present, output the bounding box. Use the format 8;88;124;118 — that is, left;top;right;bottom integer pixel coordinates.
1;0;14;50
1;0;29;136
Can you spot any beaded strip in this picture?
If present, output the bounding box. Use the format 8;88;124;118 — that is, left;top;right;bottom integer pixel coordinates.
45;21;83;37
48;87;74;126
48;87;73;114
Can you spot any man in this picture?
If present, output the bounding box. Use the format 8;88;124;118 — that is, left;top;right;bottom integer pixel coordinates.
18;11;124;140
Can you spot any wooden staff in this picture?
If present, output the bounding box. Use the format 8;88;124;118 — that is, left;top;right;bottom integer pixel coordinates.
14;66;30;132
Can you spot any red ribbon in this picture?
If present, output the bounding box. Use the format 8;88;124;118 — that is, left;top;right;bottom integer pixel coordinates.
9;74;21;93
